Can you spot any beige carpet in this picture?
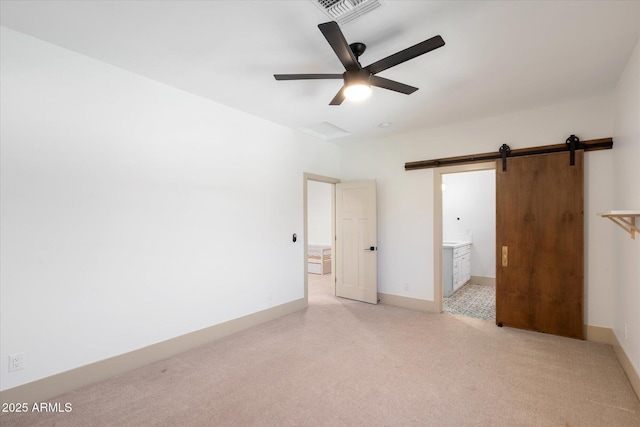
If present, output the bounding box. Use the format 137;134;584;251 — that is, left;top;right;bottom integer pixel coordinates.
2;274;638;426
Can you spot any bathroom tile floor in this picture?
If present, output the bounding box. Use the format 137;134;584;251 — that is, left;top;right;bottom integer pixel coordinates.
444;282;496;321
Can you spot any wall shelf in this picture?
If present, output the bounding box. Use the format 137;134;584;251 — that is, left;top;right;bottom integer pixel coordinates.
598;210;640;239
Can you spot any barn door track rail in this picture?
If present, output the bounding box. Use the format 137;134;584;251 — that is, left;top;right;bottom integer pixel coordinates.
404;136;613;171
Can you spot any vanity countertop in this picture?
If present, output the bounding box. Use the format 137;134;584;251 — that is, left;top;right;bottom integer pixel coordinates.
443;241;472;249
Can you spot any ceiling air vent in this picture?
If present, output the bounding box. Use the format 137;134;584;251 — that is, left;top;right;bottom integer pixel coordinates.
311;0;385;25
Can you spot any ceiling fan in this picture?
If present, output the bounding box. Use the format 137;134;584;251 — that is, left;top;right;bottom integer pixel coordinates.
274;21;445;105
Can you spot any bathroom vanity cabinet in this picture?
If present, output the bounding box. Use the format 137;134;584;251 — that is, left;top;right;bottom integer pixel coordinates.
443;242;471;297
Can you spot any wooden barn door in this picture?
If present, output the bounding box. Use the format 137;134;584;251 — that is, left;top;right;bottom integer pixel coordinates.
496;151;584;339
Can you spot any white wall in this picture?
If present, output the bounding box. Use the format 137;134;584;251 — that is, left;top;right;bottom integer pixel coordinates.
442;170;496;279
339;93;615;329
612;37;640;375
307;181;332;246
0;28;340;391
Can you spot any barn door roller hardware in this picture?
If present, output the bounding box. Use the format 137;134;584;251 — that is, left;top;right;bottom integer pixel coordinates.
404;136;613;171
499;144;511;171
566;134;581;166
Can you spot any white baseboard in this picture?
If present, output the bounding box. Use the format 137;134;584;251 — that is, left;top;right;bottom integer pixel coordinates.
585;324;615;344
470;276;496;286
378;292;440;313
0;298;307;405
610;330;640;400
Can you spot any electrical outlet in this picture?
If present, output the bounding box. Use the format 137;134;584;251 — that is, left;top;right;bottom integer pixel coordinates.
404;283;410;291
9;353;24;372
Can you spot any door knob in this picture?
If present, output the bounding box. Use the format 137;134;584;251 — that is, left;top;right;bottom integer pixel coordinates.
364;246;376;251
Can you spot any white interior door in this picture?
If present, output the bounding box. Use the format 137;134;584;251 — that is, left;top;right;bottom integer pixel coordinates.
335;180;377;304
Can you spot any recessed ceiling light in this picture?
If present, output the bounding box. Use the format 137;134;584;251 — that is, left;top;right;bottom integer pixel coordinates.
378;122;392;128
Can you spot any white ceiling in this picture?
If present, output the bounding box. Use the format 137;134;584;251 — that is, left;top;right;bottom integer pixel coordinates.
1;1;639;142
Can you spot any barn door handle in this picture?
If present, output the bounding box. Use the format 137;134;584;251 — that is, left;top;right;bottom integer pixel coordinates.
501;246;508;267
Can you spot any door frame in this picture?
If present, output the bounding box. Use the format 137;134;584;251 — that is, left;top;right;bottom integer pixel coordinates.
433;162;496;313
303;173;340;304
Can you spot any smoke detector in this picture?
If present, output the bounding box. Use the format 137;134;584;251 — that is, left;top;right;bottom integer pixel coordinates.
310;0;385;25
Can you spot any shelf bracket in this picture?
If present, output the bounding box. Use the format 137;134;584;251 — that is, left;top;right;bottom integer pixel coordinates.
599;211;640;239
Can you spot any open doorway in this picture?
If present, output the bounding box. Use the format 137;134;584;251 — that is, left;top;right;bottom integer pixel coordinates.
441;169;496;321
433;163;496;319
303;174;379;306
303;173;339;305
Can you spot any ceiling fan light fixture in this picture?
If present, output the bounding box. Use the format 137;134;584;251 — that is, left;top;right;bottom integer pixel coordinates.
343;69;372;102
344;83;372;102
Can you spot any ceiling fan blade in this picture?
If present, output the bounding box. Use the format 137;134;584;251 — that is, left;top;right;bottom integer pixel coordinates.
370;75;418;94
329;87;346;105
274;74;343;80
366;35;445;75
318;21;361;72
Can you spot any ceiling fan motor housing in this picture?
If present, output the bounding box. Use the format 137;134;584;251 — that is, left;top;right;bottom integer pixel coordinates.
344;69;371;85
